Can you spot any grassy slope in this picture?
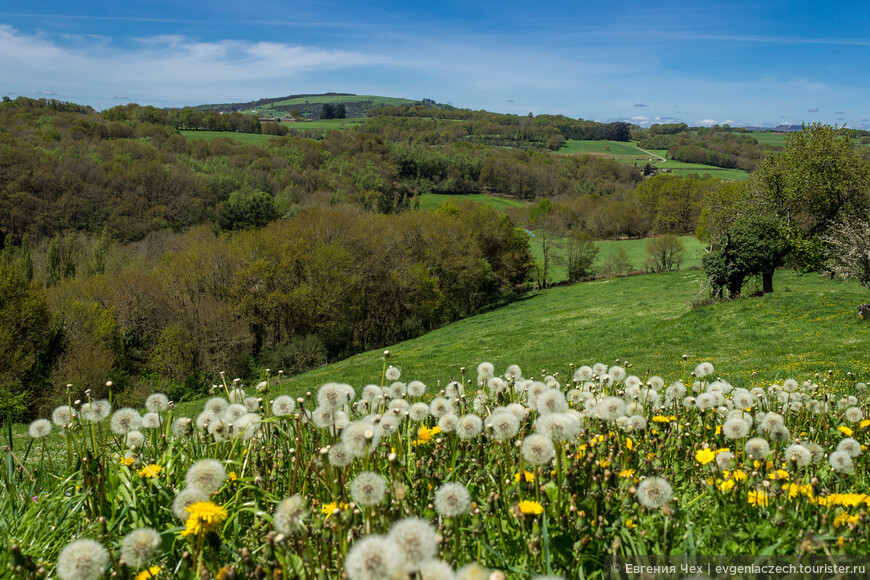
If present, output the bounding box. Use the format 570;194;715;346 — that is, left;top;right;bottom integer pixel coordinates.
416;193;529;211
528;235;709;283
179;130;278;144
273;269;870;398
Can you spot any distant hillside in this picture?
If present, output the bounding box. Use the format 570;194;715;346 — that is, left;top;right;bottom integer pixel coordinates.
195;93;443;119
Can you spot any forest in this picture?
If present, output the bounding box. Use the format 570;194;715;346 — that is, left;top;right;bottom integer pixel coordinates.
0;96;790;420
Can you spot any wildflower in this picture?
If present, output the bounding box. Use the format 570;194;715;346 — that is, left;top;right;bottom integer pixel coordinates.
271;395;296;416
457;562;491;580
180;501;227;537
861;419;870;429
457;414;483;440
145;393;169;413
134;567;161;580
120;456;135;467
837;438;862;458
694;362;714;379
715;451;735;470
342;421;382;457
81;400;111;422
536;389;569;415
171;417;192;438
747;490;769;507
514;471;535;483
625;437;634;451
838;425;854;437
121;527;161;569
185;458;227;494
350;471;386;506
608;365;627;383
52;405;76;428
829;450;855;474
204;397;228;415
418;560;455;580
125;431;145;450
624;518;637;529
388;517;439;569
172;488;209;521
274;494;307;534
434;482;471;518
345;534;402;580
745;437;771;460
521;433;555;466
142;413;160;431
596;396;626;422
488;411;520;441
833;513;860;529
321;501;349;519
318;382;350;411
722;417;750;440
56;538;109;580
385;365;402;382
695;448;717;465
438;413;459;433
652;415;676;423
518;500;544;515
618;469;635;479
784;444;812;468
328;442;354;467
28;419;52;439
636;476;672;509
110;408;143;435
138;464;161;478
719;480;735;492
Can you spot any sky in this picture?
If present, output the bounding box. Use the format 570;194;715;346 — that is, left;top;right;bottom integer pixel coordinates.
3;1;870;128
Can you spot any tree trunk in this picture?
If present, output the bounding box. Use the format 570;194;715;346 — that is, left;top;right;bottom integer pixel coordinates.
762;269;775;294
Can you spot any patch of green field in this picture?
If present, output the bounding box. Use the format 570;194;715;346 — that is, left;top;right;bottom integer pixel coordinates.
528;235;707;284
180;130;277;144
658;160;749;180
289;118;367;132
750;132;788;147
416;193;529;211
270;269;869;399
559;140;650;156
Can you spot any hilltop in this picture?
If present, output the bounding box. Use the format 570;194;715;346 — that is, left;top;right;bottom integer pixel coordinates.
195;93;449;118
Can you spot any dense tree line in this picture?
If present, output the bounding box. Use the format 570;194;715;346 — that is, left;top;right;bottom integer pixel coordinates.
639;127;774;171
0;203;533;419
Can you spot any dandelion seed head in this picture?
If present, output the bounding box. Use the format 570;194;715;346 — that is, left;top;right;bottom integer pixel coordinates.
444;381;463;399
628;415;647;431
536;412;581;441
342;420;381;457
636;476;672;509
110;408;143;436
271;395;296;416
806;442;826;463
535;389;568;415
521;433;555;465
596;396;626;422
145;393;169;413
388;517;439;569
830;450;854;473
457;414;483;440
222;404;247;424
715;450;735;470
456;562;490;580
196;410;219;431
745;437;771;460
608;366;627;383
505;364;523;380
29;419;52;439
768;425;790;443
837;437;862;458
56;538;109;580
409;402;430;422
318;382;348;410
385;365;402;382
350;471;386;506
125;430;144;450
488;410;520;441
407;380;426;398
434;482;471;518
438;413;459;433
417;559;454;580
430;397;454;418
345;535;402;580
185;458;226;494
845;407;864;423
121;527;161;569
694;362;714;378
141;412;161;430
274;494;307;534
487;377;507;396
389;399;410;415
243;396;260;412
328;442;354;467
362;384;382;403
234;413;261;440
171;417;192;437
208;419;228;442
204;397;228;415
722;417;751;440
784;444;812;467
573;365;593;383
312;406;335;429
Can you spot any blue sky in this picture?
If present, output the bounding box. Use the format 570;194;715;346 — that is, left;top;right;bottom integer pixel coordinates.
3;1;870;127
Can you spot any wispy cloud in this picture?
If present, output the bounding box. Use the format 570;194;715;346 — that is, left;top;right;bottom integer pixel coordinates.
634;103;649;108
807;107;820;112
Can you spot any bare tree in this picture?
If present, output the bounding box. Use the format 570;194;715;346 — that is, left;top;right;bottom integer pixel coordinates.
824;219;870;291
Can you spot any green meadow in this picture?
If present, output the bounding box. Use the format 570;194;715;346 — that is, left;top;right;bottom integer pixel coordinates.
270;268;869;400
559;140;652;158
416;192;529;211
179;130;278;144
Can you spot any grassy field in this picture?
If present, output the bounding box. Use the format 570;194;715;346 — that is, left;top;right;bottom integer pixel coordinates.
528;234;708;283
180;130;278;144
416;192;529;211
265;268;869;400
657;160;749;180
749;131;788;147
560;140;652;158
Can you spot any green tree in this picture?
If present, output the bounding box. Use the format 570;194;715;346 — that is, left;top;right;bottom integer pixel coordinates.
565;231;598;282
645;234;684;272
216;191;280;231
702;215;787;297
752;123;870;271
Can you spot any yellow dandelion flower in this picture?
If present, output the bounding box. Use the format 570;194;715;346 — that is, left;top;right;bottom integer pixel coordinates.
415;426;441;446
618;469;635;479
599;459;611;468
715;426;722;436
180;501;228;537
135;566;161;580
120;457;135;467
767;470;789;481
860;419;870;428
839;426;854;437
695;448;717;465
652;415;672;423
514;471;535;483
518;500;544;515
747;490;769;507
731;469;747;481
624;518;636;529
837;536;846;547
833;513;860;529
138;464;162;478
719;479;735;492
228;472;238;481
321;501;349;519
